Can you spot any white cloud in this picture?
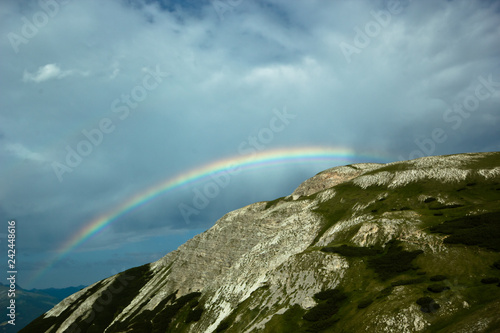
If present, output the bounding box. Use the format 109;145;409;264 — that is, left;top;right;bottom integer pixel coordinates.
22;63;87;83
6;143;46;162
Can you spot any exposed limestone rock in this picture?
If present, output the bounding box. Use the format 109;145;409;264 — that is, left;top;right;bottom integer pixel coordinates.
21;152;500;333
291;163;381;199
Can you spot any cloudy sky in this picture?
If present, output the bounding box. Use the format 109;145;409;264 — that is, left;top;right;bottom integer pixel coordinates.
1;0;499;289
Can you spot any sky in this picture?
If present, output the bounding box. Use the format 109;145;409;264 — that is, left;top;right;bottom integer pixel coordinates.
1;0;499;289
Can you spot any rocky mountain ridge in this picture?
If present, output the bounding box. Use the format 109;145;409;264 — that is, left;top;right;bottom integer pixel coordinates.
22;152;500;332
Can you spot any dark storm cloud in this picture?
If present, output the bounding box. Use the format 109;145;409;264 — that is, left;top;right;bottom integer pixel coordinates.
0;0;499;288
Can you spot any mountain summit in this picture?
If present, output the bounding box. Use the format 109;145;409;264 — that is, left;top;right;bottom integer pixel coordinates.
22;152;500;333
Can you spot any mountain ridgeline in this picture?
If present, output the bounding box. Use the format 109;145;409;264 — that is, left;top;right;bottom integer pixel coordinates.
0;284;85;332
22;152;500;332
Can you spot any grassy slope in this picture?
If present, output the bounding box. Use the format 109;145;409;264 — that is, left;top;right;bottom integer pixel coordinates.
259;153;500;332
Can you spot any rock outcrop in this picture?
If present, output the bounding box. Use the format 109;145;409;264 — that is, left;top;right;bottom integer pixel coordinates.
290;163;381;199
22;152;500;333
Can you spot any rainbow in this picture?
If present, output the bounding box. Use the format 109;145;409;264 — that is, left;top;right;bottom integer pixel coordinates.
27;146;391;286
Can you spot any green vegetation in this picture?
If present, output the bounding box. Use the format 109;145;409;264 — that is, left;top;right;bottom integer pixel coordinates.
303;302;340;322
305;317;340;333
429;204;464;210
185;307;204;323
264;196;285;210
357;299;373;309
302;288;348;332
321;241;423;281
102;290;204;332
430;211;500;251
151;292;202;332
215;307;243;333
216;320;231;332
366;241;423;280
391;278;425;286
416;296;440;313
427;284;450;293
377;286;393;298
82;265;154;332
262;305;307;333
480;277;500;284
313;288;346;301
429;275;447;282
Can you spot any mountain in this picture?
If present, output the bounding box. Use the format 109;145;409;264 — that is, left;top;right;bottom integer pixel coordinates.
21;152;500;333
0;284;85;332
26;286;87;303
